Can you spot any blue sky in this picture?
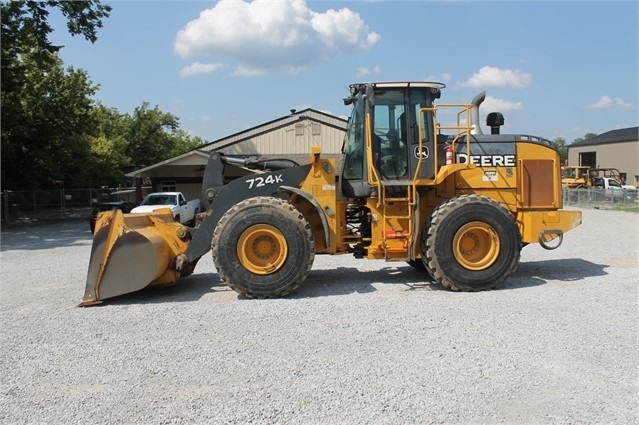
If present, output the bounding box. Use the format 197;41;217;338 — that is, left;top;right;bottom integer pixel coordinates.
50;0;638;144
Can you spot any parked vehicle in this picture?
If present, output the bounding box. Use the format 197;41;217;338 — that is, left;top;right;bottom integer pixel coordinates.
89;201;137;233
591;177;637;202
589;168;627;184
561;165;591;188
130;192;200;226
562;166;636;202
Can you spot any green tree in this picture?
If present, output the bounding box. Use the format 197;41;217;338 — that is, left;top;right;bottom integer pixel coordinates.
2;1;203;189
123;103;200;168
1;1;111;70
573;132;598;145
2;54;99;188
553;137;569;165
87;103;204;187
87;104;130;187
1;0;111;189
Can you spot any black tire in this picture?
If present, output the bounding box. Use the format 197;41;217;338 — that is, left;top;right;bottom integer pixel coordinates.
174;214;181;224
421;194;521;291
211;196;315;298
406;260;426;271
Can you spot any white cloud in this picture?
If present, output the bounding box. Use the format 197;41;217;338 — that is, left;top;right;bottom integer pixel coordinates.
179;62;225;77
356;67;369;78
584;95;634;110
462;66;532;88
356;65;381;78
174;0;380;76
424;73;452;84
480;95;524;113
435;95;522;131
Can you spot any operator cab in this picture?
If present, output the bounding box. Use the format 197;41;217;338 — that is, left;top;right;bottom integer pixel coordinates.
341;82;444;198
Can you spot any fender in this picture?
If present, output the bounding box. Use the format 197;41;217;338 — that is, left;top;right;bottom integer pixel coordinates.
180;164;313;265
279;185;330;251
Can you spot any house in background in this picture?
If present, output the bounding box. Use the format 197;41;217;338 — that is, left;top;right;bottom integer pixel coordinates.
567;126;639;185
126;108;347;203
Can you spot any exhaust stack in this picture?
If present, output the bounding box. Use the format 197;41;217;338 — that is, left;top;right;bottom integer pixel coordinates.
469;91;486;135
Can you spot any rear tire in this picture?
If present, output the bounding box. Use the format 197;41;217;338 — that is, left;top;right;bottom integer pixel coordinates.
406;260;426;271
421;194;521;291
211;196;314;298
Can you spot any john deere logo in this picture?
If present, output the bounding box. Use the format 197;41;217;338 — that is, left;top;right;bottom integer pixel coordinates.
414;146;429;159
483;170;498;182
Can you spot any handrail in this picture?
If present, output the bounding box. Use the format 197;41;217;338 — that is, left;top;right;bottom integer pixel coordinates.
364;112;384;207
418;103;474;184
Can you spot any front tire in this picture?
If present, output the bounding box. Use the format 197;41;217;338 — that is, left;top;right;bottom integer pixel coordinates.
422;195;521;291
211;196;315;298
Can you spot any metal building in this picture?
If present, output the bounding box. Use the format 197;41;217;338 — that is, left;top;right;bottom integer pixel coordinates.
567;126;639;186
126;108;347;203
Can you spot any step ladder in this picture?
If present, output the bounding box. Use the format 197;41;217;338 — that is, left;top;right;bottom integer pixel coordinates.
378;180;419;261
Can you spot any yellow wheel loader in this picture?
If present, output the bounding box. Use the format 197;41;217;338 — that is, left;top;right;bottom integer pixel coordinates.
81;82;582;306
561;165;591;188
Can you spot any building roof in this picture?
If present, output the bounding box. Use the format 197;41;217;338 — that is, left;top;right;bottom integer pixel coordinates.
200;108;347;152
126;149;212;177
125;109;346;178
569;126;639;147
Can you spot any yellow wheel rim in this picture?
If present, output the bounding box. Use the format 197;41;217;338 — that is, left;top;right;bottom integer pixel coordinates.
237;224;287;275
452;221;500;270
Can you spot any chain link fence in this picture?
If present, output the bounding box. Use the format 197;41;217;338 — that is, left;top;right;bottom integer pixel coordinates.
562;187;637;208
1;187;635;225
1;188;142;224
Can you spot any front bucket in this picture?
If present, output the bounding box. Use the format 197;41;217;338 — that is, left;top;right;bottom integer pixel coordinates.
80;209;192;306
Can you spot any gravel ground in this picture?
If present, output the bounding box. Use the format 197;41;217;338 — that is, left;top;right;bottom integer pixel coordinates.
1;207;637;424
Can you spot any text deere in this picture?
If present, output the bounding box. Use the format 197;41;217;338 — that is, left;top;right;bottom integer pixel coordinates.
456;154;516;167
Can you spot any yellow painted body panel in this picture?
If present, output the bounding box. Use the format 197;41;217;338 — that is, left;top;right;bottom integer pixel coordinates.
456;164;517;190
296;144;581;260
366;199;412;260
297;152;347;254
518;209;582;244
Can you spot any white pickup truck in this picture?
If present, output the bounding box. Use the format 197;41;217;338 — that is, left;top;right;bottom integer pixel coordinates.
131;192;201;226
591;177;637;202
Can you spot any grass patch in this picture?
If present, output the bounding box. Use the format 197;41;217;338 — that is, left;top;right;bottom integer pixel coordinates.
610;203;639;213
